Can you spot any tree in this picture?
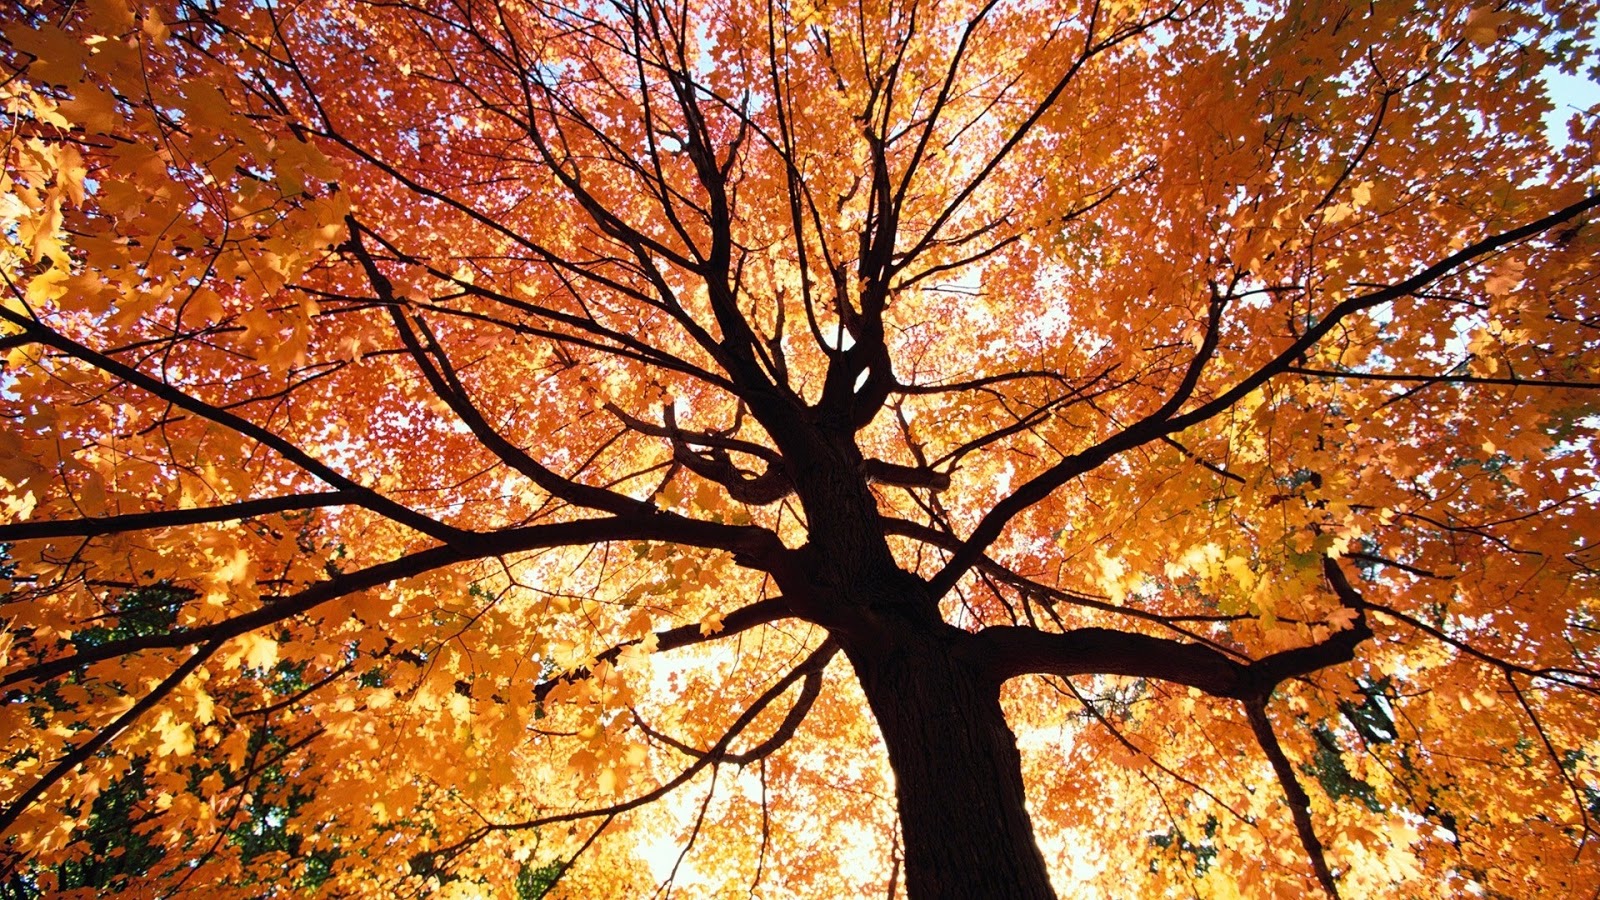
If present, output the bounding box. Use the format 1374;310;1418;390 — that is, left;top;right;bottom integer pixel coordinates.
1;0;1597;895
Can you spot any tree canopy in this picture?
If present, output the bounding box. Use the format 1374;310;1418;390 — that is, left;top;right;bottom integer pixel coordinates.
1;0;1598;896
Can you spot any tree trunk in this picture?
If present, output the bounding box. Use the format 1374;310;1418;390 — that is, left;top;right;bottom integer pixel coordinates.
842;630;1057;900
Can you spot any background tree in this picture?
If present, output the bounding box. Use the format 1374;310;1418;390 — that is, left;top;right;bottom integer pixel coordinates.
1;0;1597;896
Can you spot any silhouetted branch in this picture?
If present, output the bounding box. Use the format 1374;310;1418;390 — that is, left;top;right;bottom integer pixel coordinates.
0;492;348;542
633;660;823;764
0;639;224;840
441;640;837;855
0;304;465;544
535;596;793;703
1287;365;1600;390
976;560;1372;699
929;191;1600;597
1245;698;1341;899
7;519;788;689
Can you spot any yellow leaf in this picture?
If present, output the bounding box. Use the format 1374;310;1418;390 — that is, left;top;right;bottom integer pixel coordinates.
153;711;195;757
232;633;279;671
56;145;86;207
698;610;725;635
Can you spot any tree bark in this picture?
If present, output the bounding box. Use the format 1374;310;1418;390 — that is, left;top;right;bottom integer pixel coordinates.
776;428;1056;897
842;628;1057;900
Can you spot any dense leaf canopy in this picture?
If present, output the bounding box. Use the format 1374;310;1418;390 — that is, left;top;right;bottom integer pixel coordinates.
1;0;1598;896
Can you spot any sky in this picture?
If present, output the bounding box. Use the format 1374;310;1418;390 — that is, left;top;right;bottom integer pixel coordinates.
1544;66;1600;145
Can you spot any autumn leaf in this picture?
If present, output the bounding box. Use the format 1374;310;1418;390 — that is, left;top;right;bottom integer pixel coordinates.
151;712;194;759
1;0;1597;897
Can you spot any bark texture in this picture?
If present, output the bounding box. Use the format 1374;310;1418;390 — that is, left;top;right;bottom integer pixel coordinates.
844;628;1055;899
772;426;1059;898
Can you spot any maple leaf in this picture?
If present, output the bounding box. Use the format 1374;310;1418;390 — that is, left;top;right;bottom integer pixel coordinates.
698;611;725;636
151;712;194;759
1;0;1598;897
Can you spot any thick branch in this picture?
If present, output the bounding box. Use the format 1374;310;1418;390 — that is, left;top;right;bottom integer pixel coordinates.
975;560;1372;699
0;492;348;542
975;625;1247;695
864;459;950;492
5;517;787;688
